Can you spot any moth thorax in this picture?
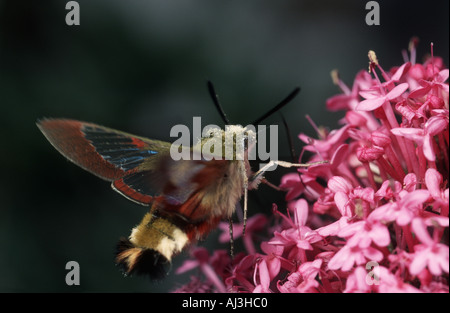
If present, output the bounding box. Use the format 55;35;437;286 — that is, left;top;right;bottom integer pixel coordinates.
199;125;256;161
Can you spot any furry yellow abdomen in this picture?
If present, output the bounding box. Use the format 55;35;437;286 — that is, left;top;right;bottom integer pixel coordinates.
115;209;189;279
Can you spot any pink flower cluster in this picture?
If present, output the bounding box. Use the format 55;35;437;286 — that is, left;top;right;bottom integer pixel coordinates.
173;40;449;293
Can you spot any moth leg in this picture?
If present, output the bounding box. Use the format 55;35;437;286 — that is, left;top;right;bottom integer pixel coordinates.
250;160;327;185
228;217;234;259
242;177;248;237
260;178;283;191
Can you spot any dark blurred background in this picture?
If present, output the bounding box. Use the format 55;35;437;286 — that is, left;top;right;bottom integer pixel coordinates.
0;0;448;292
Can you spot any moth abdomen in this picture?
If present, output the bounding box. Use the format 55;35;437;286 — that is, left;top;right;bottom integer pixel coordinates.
115;209;190;280
115;237;171;280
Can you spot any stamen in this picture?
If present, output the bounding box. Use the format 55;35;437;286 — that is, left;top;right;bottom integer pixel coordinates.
408;37;419;65
430;42;436;77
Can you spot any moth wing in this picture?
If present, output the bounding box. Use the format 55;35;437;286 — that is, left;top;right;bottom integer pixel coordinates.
37;119;172;205
112;158;207;206
37;119;229;208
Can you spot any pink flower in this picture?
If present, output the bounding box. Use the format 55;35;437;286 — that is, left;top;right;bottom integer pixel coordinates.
425;168;449;216
218;213;268;255
317;176;378;237
279;173;306;201
369;189;430;226
299;124;351;160
391;114;448;161
345;265;422;293
175;247;227;293
409;218;449;276
343;266;373;293
326;70;374;111
408;68;449;99
252;259;271;293
277;259;323;293
269;199;323;262
330;177;375;218
173;39;449;293
338;218;390;249
279;172;325;202
328;244;383;271
357;83;409;111
376;266;422;293
225;254;259;292
259;242;285;279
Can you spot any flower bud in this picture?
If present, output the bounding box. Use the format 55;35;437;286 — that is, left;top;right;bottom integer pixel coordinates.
356;145;384;162
409;64;425;80
371;131;391;147
427;94;444;109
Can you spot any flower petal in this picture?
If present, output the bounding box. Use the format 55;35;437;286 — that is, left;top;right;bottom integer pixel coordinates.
409;250;428;275
328;176;353;193
412;218;434;245
326;94;353;111
386;83;409;99
422;134;435;161
391;62;411;81
356;96;386;111
408;85;431;98
370;223;391;247
401;190;430;209
437;69;449;83
425;116;448;136
425;168;443;199
391;127;424;143
293;198;309;226
334;191;351;217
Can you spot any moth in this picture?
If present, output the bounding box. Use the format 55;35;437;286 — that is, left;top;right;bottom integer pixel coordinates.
37;83;320;279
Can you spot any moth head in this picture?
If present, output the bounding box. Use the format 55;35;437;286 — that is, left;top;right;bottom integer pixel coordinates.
198;125;256;161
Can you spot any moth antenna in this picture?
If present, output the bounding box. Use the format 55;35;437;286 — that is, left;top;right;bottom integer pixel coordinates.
207;80;230;125
280;113;297;163
251;87;300;125
228;217;234;259
280;113;307;188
